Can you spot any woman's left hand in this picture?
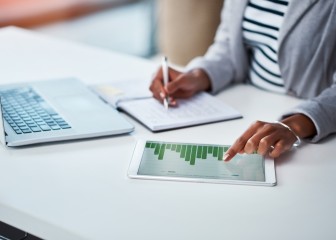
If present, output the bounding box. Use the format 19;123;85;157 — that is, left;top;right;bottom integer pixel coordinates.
223;114;317;161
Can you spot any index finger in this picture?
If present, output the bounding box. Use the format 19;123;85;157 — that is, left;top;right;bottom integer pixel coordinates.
223;137;246;162
224;121;264;162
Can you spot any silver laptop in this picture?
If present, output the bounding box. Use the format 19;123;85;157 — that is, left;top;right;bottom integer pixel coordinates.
0;78;134;147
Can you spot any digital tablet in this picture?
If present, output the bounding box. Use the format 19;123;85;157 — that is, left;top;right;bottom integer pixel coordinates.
128;140;277;186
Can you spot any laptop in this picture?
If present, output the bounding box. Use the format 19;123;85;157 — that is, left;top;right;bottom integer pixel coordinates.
0;78;134;147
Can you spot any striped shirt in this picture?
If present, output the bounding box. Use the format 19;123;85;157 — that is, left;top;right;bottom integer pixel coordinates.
243;0;289;93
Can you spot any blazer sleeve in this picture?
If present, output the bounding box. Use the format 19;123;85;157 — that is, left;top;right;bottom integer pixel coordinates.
282;72;336;142
184;3;235;94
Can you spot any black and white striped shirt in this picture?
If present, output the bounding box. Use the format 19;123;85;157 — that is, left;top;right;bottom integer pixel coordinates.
243;0;289;93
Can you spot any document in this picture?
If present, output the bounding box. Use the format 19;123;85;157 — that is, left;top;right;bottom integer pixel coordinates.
91;82;242;131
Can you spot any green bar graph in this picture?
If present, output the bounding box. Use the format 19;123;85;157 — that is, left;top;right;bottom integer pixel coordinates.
140;141;265;182
145;141;233;166
208;146;213;153
181;145;186;158
213;147;218;157
190;146;197;165
202;146;207;159
185;145;192;161
218;147;223;160
158;144;166;160
154;143;160;155
197;146;202;158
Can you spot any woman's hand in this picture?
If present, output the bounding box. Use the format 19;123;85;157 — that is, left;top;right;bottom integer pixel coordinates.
149;67;211;106
224;114;317;161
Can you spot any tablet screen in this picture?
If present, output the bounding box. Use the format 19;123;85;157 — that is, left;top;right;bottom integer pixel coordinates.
137;141;265;182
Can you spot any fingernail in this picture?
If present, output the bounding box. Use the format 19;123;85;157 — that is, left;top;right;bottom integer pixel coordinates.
169;98;177;105
159;92;165;99
223;153;230;162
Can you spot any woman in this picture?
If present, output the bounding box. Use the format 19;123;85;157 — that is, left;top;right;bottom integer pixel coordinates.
150;0;336;161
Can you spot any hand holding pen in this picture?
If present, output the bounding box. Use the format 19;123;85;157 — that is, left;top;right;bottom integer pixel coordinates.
149;57;211;108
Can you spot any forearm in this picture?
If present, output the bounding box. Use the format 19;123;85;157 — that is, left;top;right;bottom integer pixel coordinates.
282;81;336;142
188;69;212;92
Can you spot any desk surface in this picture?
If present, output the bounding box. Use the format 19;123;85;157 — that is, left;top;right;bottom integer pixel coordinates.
0;27;335;240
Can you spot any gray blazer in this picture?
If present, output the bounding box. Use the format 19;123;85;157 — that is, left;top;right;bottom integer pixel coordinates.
186;0;336;142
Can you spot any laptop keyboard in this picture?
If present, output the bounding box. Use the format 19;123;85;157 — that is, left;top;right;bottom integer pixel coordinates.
0;87;71;134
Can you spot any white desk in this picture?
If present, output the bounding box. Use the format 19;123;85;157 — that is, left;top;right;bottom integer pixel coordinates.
0;27;335;240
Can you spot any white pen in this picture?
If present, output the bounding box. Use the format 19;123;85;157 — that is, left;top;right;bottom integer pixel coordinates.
161;56;170;110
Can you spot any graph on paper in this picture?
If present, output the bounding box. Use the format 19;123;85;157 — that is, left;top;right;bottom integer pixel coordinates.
138;141;265;181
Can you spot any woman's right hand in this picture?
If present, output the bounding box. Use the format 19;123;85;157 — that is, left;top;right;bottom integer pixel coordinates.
149;67;212;106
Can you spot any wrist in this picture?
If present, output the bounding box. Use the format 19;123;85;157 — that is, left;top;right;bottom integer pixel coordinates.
191;68;211;92
281;114;317;139
274;121;301;147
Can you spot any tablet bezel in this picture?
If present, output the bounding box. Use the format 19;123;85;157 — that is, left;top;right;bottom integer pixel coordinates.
128;139;276;186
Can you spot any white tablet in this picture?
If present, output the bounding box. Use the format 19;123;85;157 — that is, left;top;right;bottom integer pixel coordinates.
128;140;276;186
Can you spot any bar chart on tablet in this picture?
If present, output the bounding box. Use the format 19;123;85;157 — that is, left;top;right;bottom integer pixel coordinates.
138;141;265;181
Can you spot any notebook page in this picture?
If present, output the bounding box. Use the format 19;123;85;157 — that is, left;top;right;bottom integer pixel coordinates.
118;92;242;131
